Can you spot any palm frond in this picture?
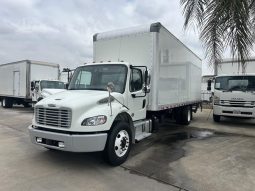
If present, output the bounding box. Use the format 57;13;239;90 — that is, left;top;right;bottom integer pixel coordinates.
181;0;255;73
224;0;254;73
200;0;225;66
180;0;207;28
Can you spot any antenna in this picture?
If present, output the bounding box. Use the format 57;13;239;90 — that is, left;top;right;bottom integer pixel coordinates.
107;82;114;116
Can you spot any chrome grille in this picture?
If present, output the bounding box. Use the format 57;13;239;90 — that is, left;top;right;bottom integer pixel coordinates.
220;100;255;107
35;107;71;128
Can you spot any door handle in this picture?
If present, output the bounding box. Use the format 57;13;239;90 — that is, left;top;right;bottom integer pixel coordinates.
142;99;146;108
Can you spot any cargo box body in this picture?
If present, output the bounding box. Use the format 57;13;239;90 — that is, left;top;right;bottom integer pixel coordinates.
93;23;202;111
0;60;60;99
216;57;255;75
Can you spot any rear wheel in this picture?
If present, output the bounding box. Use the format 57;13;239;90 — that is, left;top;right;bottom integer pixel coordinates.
175;106;192;125
1;98;13;108
213;114;221;122
23;102;31;108
104;122;132;166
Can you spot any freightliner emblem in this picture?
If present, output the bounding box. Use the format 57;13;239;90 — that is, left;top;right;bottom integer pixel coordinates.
48;104;56;107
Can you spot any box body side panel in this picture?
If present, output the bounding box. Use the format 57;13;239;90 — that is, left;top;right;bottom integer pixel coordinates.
155;28;202;110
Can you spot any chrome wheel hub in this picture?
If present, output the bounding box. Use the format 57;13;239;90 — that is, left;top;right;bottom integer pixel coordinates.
114;130;130;157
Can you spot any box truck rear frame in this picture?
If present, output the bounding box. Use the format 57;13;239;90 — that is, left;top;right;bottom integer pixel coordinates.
0;60;60;108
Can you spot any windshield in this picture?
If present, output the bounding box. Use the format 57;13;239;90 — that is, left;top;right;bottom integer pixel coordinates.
40;81;65;90
68;64;127;93
215;76;255;91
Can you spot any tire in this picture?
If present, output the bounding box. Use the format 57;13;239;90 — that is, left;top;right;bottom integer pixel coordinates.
1;98;13;108
23;102;31;108
213;114;221;122
151;115;159;132
175;106;192;125
104;122;132;166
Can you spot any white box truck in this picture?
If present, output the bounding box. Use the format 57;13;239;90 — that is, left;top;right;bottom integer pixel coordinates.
28;23;202;165
0;60;65;108
208;57;255;122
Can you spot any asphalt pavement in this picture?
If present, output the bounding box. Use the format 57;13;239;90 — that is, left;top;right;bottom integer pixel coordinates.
0;106;254;191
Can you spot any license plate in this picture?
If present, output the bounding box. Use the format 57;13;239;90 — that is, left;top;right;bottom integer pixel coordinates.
233;110;241;114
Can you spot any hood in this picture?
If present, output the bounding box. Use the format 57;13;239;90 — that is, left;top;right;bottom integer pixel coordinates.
41;89;67;98
37;90;124;109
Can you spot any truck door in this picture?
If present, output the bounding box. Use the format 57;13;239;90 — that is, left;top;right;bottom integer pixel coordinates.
13;71;20;96
128;68;147;121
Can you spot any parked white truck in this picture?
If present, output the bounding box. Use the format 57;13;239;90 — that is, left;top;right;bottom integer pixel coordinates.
29;23;202;165
209;57;255;122
0;60;65;108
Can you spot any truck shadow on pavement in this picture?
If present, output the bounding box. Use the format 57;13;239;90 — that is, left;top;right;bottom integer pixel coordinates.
33;123;225;190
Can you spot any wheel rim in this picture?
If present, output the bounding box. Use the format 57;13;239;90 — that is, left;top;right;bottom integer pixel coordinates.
2;99;6;107
187;109;191;122
114;130;130;157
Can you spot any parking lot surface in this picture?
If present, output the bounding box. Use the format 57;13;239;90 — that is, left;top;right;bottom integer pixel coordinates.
0;106;255;191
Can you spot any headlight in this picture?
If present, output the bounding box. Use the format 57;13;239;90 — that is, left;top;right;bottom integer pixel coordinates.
81;115;107;126
214;96;220;105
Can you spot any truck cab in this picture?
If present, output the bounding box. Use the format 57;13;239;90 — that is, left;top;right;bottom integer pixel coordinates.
29;62;151;165
212;75;255;122
31;80;66;103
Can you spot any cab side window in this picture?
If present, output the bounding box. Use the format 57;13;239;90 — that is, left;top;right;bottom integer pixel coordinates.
130;68;143;92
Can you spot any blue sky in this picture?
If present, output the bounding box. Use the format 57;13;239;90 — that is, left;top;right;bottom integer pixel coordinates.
2;0;251;75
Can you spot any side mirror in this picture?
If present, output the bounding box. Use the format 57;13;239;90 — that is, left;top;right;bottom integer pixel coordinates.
145;70;151;85
142;85;150;93
107;82;115;92
207;80;212;91
145;70;148;83
31;82;35;91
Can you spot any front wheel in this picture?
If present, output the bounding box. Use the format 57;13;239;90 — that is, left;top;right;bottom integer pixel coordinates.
213;114;221;122
104;122;132;166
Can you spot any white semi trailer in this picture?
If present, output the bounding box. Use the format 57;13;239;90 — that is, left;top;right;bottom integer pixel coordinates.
209;57;255;122
0;60;65;108
29;23;202;165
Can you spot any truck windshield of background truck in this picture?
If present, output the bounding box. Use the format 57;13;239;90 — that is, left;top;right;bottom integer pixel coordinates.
40;80;65;90
68;64;128;93
215;76;255;92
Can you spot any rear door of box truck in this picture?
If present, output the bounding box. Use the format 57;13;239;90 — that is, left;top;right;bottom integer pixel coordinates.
0;61;28;98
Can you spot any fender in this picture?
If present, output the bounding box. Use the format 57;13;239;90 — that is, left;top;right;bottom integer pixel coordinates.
111;112;135;144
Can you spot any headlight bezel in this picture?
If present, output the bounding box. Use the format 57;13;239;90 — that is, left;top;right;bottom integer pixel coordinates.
81;115;107;126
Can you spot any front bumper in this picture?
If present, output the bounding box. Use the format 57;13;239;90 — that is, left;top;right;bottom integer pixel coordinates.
28;125;108;152
213;105;255;118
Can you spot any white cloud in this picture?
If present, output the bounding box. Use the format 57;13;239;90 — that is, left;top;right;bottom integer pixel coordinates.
0;0;209;72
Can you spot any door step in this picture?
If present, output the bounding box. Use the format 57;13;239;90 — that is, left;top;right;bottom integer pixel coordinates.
135;132;152;142
134;119;152;142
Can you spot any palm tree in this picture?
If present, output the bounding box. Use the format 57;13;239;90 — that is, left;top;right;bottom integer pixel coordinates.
181;0;255;73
